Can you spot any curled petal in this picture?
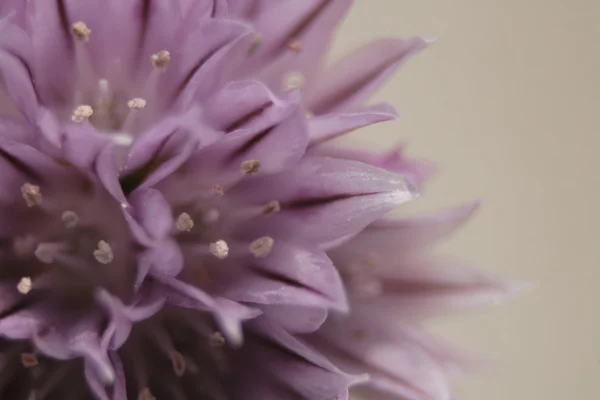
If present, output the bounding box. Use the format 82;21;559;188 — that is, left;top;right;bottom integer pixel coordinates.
304;37;431;114
308;103;399;145
232;157;419;246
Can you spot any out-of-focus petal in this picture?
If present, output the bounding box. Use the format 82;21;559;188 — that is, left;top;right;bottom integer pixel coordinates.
304;37;431;114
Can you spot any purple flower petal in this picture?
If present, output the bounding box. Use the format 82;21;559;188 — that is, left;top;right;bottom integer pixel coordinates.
304;37;431;114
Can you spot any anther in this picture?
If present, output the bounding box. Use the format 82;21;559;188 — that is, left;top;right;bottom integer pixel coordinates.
71;21;91;41
71;105;94;122
241;160;261;175
61;210;79;228
138;388;156;400
287;39;303;52
212;184;225;196
249;236;274;258
93;241;114;264
210;332;226;347
209;240;229;259
21;353;39;368
17;277;32;294
127;97;147;110
35;243;64;264
176;213;194;232
263;200;281;215
283;72;305;92
21;183;42;207
170;351;186;377
151;50;171;70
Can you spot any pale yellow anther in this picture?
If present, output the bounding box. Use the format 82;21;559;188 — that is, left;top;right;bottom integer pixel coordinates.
72;105;94;123
209;240;229;260
176;213;194;232
263;200;281;215
72;21;91;41
21;183;42;207
287;40;303;52
249;236;274;258
212;184;225;196
127;98;147;110
151;50;171;69
93;241;114;264
61;210;79;229
210;332;226;347
241;160;261;175
17;277;32;294
283;72;305;92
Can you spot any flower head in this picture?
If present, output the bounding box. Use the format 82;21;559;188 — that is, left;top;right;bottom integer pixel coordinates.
0;1;517;399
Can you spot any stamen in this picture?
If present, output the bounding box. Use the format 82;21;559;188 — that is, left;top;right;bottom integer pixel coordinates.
283;72;305;92
122;98;147;134
21;183;42;207
170;351;186;377
212;184;225;196
263;200;281;215
21;353;39;368
17;277;32;294
151;50;171;70
176;213;194;232
287;39;303;52
127;97;147;110
93;241;114;264
35;242;66;264
248;34;262;55
71;105;94;123
71;21;91;41
209;240;229;259
241;160;261;175
110;133;134;147
61;210;79;228
210;332;226;348
138;388;156;400
249;236;274;258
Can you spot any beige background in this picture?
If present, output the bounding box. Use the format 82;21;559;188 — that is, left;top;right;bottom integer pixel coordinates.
332;1;600;399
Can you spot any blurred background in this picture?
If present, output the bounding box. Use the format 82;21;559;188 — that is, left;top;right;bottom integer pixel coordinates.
331;1;599;399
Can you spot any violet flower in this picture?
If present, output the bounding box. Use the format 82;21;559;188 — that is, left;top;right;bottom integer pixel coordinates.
0;1;518;399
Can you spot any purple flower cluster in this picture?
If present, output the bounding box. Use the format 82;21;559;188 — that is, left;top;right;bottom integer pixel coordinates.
0;1;519;399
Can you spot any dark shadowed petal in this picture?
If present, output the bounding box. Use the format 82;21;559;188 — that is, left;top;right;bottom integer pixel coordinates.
231;157;419;247
229;317;366;400
307;103;399;146
304;37;431;114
